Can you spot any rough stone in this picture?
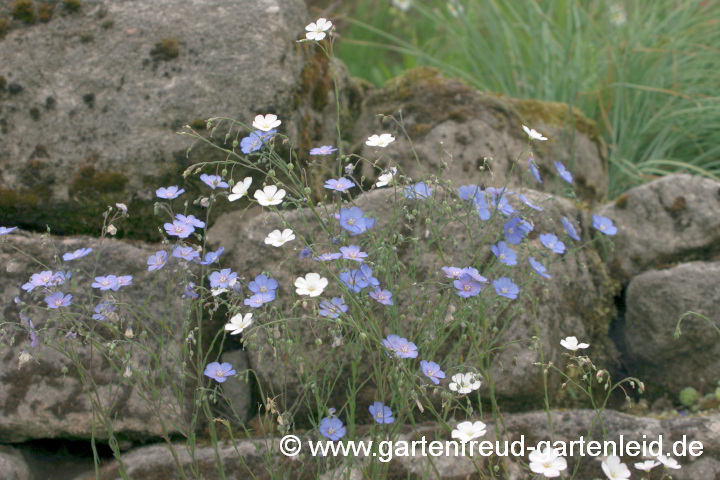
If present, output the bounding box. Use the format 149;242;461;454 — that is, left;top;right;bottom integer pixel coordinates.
208;186;620;420
218;349;252;423
0;230;188;442
621;262;720;397
0;0;363;240
0;445;32;480
597;174;720;283
353;67;608;204
75;409;720;479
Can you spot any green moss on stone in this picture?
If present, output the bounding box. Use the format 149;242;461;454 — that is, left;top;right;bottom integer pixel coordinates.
37;3;54;22
63;0;82;13
151;38;180;61
11;0;37;24
71;166;128;194
0;17;9;39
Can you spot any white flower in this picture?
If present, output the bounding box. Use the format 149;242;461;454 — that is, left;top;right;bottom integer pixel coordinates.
657;455;681;469
560;336;590;351
448;372;481;394
18;351;33;368
634;460;661;472
254;185;286;206
211;288;228;296
265;228;295;247
305;18;332;41
376;167;397;188
602;455;631;479
252;114;281;132
107;224;117;235
451;420;486;443
228;177;252;202
391;0;412;11
225;313;253;335
529;447;568;478
115;203;128;213
294;273;328;297
522;125;548;141
609;4;627;26
366;133;395;148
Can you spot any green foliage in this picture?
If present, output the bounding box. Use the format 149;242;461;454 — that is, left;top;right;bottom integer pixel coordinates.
63;0;82;13
151;38;180;61
335;0;720;196
11;0;37;24
679;387;699;407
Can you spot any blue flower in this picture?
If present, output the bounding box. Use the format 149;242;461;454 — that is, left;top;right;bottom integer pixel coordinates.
199;247;225;265
297;246;312;259
517;194;543;211
0;226;18;235
453;274;483;298
92;302;116;321
404;182;432;200
382;334;418;359
420;360;446;385
562;217;580;241
518;219;533;235
244;292;276;308
147;251;168;271
592;215;617;235
319;297;348;318
324;177;354;192
486;187;514;198
539;233;566;254
248;275;277;294
528;256;552;279
164;220;195;239
442;266;465;279
115;275;133;290
528;158;542;183
175;214;205;228
183;282;200;299
461;267;488;283
199;174;229;189
240;131;266;154
554;162;573;184
156;186;185;199
493;277;519;299
369;288;393;305
319;416;346;441
492;241;517;266
340;245;367;263
504;218;526;245
494;196;514;216
45;292;72;309
339;207;376;235
310;145;338;156
314;252;342;262
63;248;93;261
22;271;57;292
457;184;481;201
474;193;491;221
357;264;380;288
339;269;368;293
92;275;118;291
368;402;394;424
172;246;200;262
209;269;237;288
204;362;236;383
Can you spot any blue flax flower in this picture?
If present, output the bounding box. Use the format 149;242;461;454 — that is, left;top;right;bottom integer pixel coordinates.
45;292;72;309
420;360;446;385
199;247;225;265
382;334;418;359
474;193;491;221
245;292;276;308
339;269;368;293
324;177;354;192
92;302;116;321
248;274;277;294
554;162;573;184
517;194;543;211
165;220;195;239
539;234;565;254
592;215;617;235
199;174;229;189
369;288;393;305
319;417;346;441
504;218;526;245
493;277;519;299
156;186;185;199
319;297;348;318
92;275;118;291
63;248;93;261
562;217;581;241
340;245;367;263
442;266;465;279
310;145;337;155
528;158;542;183
457;184;481;201
462;267;488;283
453;274;483;298
183;282;200;299
147;251;168;271
209;269;237;288
528;256;552;279
314;252;342;262
172;246;200;262
368;402;394;424
175;214;205;228
404;182;432;200
339;207;376;235
204;362;236;383
492;241;517;266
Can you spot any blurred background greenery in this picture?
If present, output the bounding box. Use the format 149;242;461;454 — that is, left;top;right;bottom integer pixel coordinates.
308;0;720;197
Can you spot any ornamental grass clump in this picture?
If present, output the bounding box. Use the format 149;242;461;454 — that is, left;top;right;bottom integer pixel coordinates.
0;18;655;480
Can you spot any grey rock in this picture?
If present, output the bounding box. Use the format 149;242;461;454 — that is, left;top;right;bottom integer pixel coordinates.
0;445;31;480
0;0;327;239
0;230;188;442
597;174;720;282
208;187;619;419
353;67;608;203
622;262;720;396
